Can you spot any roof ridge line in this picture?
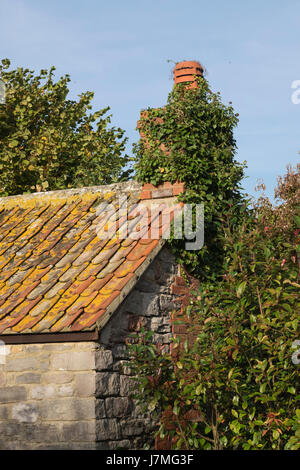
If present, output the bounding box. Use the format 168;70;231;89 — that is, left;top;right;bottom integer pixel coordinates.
0;180;142;205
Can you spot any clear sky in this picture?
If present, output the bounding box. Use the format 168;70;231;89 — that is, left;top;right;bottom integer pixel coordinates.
1;0;299;202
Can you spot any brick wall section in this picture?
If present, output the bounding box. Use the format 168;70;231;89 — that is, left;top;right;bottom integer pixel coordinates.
171;271;200;341
155;269;200;450
0;342;97;450
140;182;184;200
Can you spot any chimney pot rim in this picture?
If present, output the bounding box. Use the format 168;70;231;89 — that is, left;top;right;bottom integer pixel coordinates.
174;60;203;71
173;60;203;86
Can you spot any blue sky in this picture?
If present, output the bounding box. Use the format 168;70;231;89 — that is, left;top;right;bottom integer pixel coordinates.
1;0;299;201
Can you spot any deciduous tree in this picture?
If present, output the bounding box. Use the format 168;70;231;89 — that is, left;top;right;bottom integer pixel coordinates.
0;59;131;196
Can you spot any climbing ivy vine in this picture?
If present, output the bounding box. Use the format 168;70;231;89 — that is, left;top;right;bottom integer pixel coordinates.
134;76;246;280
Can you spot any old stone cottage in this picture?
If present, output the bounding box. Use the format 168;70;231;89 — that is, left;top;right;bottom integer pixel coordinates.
0;178;190;449
0;61;203;450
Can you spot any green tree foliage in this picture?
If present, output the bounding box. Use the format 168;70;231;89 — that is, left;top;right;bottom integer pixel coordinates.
129;165;300;450
134;76;246;280
0;59;131;196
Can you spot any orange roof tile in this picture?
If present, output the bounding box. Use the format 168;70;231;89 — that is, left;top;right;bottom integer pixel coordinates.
0;181;182;335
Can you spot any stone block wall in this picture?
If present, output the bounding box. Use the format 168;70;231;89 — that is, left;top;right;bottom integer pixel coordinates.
0;342;97;450
94;247;179;450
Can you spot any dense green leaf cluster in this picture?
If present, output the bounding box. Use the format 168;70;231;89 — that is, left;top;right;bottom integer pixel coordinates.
0;59;131;196
129;165;300;450
134;77;246;279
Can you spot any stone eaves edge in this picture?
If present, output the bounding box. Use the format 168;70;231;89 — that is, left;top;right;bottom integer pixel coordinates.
0;180;142;206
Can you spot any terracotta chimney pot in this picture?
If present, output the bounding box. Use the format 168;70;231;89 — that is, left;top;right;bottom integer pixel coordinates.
173;61;203;87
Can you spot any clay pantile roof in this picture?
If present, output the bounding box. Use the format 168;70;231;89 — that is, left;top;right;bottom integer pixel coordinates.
0;181;182;335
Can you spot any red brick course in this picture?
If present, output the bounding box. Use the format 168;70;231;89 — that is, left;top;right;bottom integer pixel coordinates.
139;182;185;200
155;268;200;450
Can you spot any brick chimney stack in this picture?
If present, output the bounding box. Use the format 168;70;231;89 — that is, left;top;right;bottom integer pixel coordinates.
137;60;204;199
173;61;203;88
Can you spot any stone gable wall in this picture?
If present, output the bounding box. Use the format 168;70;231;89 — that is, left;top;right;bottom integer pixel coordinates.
95;247;178;450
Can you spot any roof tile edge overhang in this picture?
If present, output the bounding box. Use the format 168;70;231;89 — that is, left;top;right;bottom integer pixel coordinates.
0;238;166;344
0;329;99;344
0;181;183;341
94;237;166;331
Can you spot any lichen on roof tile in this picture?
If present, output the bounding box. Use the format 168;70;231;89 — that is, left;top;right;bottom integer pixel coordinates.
0;180;180;334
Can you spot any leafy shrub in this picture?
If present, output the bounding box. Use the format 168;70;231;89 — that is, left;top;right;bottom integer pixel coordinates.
129;165;300;450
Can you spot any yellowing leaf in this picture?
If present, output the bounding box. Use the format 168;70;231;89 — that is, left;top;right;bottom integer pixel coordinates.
236;281;247;298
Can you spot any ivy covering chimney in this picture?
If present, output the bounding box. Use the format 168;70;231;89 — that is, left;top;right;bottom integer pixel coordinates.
133;60;246;280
